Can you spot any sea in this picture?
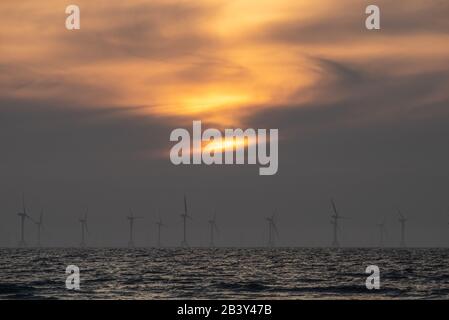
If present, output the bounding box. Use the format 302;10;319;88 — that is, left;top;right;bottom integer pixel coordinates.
0;248;448;300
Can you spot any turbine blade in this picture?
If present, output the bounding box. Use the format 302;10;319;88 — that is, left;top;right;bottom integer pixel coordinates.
398;209;404;219
26;214;35;223
22;192;26;214
184;195;188;215
331;199;338;217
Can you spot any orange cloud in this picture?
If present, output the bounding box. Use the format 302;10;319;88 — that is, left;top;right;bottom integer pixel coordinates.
1;0;448;127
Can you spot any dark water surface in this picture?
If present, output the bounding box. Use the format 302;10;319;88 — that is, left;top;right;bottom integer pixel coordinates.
0;248;448;299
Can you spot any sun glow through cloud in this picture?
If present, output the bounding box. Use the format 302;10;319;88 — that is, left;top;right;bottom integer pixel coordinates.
1;0;448;128
203;137;249;154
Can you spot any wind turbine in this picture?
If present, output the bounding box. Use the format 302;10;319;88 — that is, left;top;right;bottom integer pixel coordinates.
17;193;32;247
265;211;279;248
208;211;219;247
127;209;143;248
377;217;387;248
79;208;89;248
398;209;407;247
155;216;166;248
180;195;192;247
330;199;348;248
35;209;44;247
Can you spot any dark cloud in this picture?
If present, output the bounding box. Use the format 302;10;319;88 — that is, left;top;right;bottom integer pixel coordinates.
0;99;170;179
245;56;449;134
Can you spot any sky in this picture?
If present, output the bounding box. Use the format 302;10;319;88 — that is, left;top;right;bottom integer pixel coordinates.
0;0;448;247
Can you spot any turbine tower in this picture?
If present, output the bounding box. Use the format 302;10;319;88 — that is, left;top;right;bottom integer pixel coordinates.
398;210;407;247
17;193;32;247
266;211;279;247
127;209;142;248
330;199;347;248
377;217;387;248
79;208;89;248
35;209;44;247
180;195;192;247
208;211;219;247
155;217;165;247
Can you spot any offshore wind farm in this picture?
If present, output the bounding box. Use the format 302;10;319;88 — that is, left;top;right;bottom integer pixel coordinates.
3;193;449;300
3;193;448;249
3;194;448;300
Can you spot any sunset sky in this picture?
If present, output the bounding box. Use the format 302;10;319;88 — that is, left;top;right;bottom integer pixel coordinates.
0;1;448;247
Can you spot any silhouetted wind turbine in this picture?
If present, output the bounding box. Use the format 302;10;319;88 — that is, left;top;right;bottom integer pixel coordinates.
377;217;387;248
180;195;192;247
79;208;89;248
266;211;279;247
155;216;165;247
127;209;143;248
208;211;219;247
330;199;348;248
17;193;32;247
35;209;44;247
398;210;407;247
